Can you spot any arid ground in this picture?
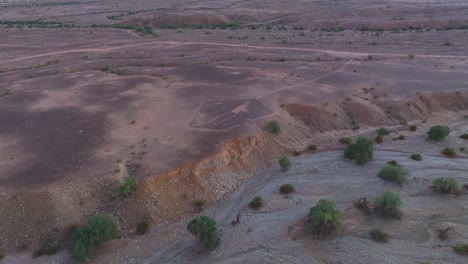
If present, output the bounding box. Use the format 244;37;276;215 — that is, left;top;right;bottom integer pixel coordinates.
0;0;468;263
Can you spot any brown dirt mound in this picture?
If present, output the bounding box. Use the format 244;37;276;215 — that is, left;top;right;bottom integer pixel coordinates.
284;91;468;131
282;102;351;132
121;12;231;27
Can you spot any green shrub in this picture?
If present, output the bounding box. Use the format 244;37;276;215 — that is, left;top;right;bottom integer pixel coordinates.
369;228;389;243
373;191;402;218
187;216;220;250
374;135;383;143
116;177;137;197
427;125;450;141
387;160;398;165
378;164;408;185
377;127;390;136
136;221;150;235
249;196;263;209
339;137;353;145
433;177;461;194
71;214;118;262
278;156;291;170
410;153;422;161
460;134;468;140
454;243;468;255
442;147;456;157
279;184;295;194
193;199;207;211
398;135;405;140
344;137;374;165
308;199;342;238
409;125;417;131
266;120;282;134
308;144;317;151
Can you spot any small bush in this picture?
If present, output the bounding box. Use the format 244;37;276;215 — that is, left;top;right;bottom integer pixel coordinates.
398;135;405;140
308;199;342;238
278;156;291;170
72;214;118;262
187;216;220;250
438;226;453;240
116;177;137;197
339;137;352;145
409;125;417;131
378;164;408;185
293;150;301;156
369;228;389;243
387;160;398;165
433;177;461;194
377;127;390;136
410;153;422;161
373;191;402;218
344;137;374;165
354;197;371;215
33;243;59;258
460;134;468;140
442;147;456;157
427;125;450;141
266;120;282;134
453;244;468;255
308;144;317;151
249;196;263;209
193;199;207;211
136;221;150;235
279;184;295;194
374;135;383;143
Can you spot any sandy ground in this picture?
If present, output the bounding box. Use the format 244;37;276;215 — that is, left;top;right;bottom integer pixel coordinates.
9;116;466;263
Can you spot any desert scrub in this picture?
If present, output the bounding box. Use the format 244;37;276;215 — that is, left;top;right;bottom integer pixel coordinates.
442;147;456;157
354;197;371;215
374;135;383;144
293;150;301;156
308;144;317;151
378;164;408;185
193;199;207;211
433;177;461;194
387;160;398;165
338;137;352;145
398;135;405;140
308;199;342;238
460;133;468;140
187;216;220;250
136;220;150;235
373;191;402;218
344;136;374;165
410;153;422;161
72;214;118;262
427;125;450;141
377;127;390;136
369;228;390;243
266;120;282;134
279;184;295;194
278;156;291;170
249;196;263;209
409;125;417;131
117;177;137;197
453;244;468;255
33;243;59;258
